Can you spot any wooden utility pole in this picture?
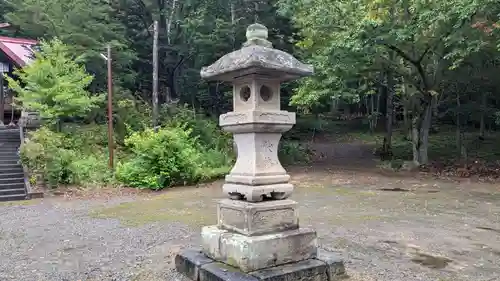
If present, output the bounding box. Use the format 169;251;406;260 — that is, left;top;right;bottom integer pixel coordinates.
106;45;114;169
152;20;159;130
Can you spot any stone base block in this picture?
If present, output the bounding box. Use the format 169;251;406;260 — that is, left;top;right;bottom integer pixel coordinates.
175;249;214;281
217;199;298;236
201;225;317;272
223;183;293;202
175;248;347;281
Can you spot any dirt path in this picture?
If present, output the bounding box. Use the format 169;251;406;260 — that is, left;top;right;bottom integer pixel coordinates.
0;167;499;281
307;141;379;168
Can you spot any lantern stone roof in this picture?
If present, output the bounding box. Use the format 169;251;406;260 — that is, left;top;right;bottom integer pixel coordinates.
0;36;38;67
200;23;313;82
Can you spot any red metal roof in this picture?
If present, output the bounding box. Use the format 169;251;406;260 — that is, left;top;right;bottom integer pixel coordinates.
0;36;38;67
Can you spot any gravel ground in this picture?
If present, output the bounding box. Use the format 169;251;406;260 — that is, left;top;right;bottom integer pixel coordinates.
0;167;499;281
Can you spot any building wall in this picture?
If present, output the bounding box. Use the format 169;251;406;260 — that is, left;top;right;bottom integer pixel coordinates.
0;52;16;115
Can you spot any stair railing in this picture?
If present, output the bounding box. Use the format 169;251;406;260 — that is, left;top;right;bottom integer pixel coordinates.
18;110;41;197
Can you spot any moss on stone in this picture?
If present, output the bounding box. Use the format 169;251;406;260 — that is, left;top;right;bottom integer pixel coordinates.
213;262;241;272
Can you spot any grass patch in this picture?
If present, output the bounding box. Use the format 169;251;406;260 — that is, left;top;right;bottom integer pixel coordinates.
0;199;41;207
89;193;215;227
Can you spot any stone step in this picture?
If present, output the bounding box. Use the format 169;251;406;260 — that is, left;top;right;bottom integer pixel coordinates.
0;146;21;151
0;150;19;155
0;156;20;162
0;193;27;202
0;132;20;136
0;188;26;196
0;172;24;178
0;166;24;174
0;128;20;132
0;177;25;184
0;163;22;168
0;182;25;190
0;136;21;140
0;159;20;165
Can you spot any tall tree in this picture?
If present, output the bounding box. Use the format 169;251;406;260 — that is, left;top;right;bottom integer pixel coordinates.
5;39;104;127
280;0;494;165
5;0;136;91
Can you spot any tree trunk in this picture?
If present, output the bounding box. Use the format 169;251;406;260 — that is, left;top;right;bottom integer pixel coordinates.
56;119;63;132
375;92;381;128
152;21;159;128
456;92;461;153
411;102;432;166
230;0;236;50
479;92;487;138
403;100;410;138
166;0;177;45
401;78;411;140
368;95;375;134
383;70;394;158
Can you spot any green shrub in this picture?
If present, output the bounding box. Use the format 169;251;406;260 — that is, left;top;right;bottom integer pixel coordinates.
161;104;233;154
20;126;113;188
63;123;109;149
115;123;231;190
279;141;312;165
69;154;114;185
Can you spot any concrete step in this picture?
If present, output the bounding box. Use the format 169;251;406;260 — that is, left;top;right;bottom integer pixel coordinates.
0;172;24;178
0;159;20;165
0;188;26;196
0;133;20;137
0;157;19;163
0;150;19;155
0;182;25;190
0;177;25;184
0;193;27;202
0;166;24;174
0;163;22;168
0;146;21;151
0;149;19;155
0;156;19;161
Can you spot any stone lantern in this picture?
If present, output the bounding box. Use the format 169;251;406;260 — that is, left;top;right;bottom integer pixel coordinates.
203;24;312;203
175;24;346;281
